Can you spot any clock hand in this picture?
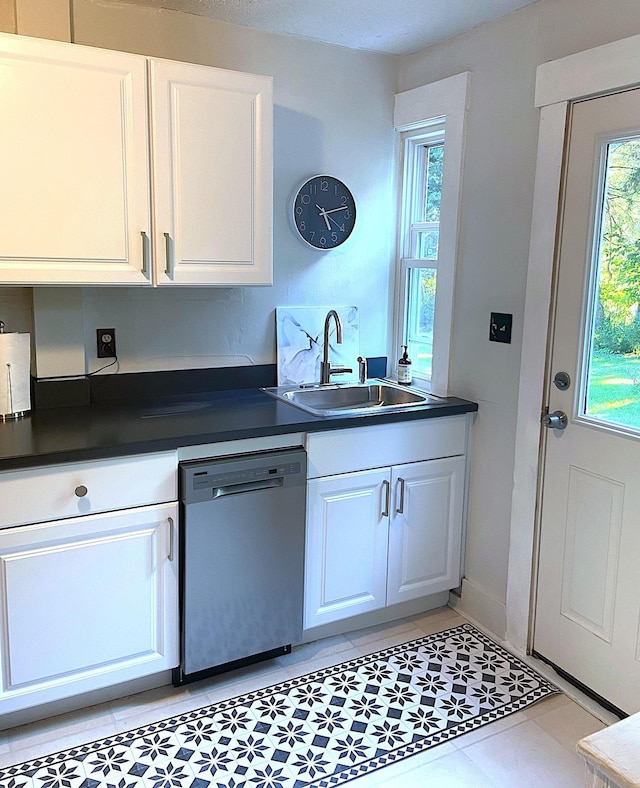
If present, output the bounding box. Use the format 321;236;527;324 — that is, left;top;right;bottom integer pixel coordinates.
322;205;349;214
316;204;331;230
326;213;344;229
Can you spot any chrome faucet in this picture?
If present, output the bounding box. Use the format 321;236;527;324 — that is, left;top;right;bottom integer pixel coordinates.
320;310;352;384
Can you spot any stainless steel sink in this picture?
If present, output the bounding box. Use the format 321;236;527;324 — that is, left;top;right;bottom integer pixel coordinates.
262;380;440;417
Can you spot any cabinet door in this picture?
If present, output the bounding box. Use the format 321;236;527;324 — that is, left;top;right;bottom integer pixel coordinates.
0;503;178;714
151;59;273;285
305;469;389;629
387;456;465;606
0;34;151;285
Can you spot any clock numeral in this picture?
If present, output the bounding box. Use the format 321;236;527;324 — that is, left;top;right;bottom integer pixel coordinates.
301;194;311;205
331;232;338;243
308;183;317;195
299;221;306;231
341;196;348;205
338;224;345;232
296;206;303;216
309;231;315;241
320;236;327;246
320;179;329;191
344;210;350;219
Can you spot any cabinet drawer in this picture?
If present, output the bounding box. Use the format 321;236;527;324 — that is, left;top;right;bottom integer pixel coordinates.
0;452;177;528
306;417;467;478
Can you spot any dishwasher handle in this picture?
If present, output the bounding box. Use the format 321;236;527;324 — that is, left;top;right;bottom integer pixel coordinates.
212;477;284;498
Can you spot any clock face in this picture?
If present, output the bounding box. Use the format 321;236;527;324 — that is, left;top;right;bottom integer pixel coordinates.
291;175;356;250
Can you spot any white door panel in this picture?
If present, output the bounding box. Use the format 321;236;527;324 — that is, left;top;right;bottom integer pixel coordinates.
535;88;640;714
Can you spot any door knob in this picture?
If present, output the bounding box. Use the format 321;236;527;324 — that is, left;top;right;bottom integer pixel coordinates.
542;410;568;430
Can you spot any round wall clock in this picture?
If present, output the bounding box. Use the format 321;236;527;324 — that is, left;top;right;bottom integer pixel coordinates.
291;175;356;250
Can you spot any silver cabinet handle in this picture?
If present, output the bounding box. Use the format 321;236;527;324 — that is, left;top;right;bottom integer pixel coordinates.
141;231;150;278
168;516;175;561
75;485;88;498
396;477;405;514
164;232;173;276
542;410;568;430
381;479;390;517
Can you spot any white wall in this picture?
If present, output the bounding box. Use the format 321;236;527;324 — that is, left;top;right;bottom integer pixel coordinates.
398;0;640;636
25;0;398;376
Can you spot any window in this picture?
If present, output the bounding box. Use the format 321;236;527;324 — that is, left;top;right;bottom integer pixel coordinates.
400;131;444;380
582;133;640;434
394;73;469;395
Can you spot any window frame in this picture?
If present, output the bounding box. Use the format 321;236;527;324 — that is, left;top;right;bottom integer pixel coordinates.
393;73;470;396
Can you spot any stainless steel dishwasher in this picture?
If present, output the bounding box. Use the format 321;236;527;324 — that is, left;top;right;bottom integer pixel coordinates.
173;447;306;686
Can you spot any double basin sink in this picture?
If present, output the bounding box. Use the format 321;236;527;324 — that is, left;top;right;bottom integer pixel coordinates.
262;379;440;418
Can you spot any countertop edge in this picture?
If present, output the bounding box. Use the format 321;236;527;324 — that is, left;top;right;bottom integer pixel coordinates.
0;393;478;472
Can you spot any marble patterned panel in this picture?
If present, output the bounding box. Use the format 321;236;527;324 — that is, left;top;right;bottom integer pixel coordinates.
276;307;359;386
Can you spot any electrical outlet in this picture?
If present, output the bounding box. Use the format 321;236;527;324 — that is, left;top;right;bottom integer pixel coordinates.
97;328;117;358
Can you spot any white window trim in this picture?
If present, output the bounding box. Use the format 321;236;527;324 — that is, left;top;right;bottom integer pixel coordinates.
393;72;470;396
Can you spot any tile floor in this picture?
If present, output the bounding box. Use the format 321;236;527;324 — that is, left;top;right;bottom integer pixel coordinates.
0;608;605;786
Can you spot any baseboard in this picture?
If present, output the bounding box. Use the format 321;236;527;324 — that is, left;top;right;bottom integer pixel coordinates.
0;671;172;732
302;591;450;643
448;577;507;640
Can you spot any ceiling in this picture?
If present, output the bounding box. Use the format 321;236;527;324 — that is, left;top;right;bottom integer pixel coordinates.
111;0;541;56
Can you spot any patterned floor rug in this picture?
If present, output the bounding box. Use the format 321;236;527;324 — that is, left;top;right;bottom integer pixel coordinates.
1;623;558;788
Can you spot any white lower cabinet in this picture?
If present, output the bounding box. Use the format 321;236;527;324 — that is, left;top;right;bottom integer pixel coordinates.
0;502;178;714
386;457;465;606
304;419;469;630
305;469;390;624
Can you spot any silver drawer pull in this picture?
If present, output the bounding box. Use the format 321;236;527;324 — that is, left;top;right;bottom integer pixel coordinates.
75;485;88;498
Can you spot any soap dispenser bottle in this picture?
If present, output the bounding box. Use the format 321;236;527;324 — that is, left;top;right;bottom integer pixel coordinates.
397;345;412;385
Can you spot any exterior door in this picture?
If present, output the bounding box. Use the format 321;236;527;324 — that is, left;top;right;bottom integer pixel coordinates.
534;88;640;714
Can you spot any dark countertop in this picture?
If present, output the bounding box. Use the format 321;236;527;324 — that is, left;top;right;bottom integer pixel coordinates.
0;386;478;471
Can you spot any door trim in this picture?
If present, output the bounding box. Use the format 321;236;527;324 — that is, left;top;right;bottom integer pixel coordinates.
507;31;640;654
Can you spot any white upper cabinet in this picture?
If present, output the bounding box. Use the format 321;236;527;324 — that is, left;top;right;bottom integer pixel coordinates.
0;33;273;286
0;34;151;285
150;59;273;286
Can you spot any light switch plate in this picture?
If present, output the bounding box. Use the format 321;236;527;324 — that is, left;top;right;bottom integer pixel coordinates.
490;312;512;343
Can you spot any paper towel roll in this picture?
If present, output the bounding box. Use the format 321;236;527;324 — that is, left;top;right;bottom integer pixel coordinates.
0;332;31;418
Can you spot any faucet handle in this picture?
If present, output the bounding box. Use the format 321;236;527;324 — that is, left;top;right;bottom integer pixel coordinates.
331;366;352;376
357;356;367;384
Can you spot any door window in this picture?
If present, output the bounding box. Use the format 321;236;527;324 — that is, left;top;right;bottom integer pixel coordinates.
583;135;640;433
